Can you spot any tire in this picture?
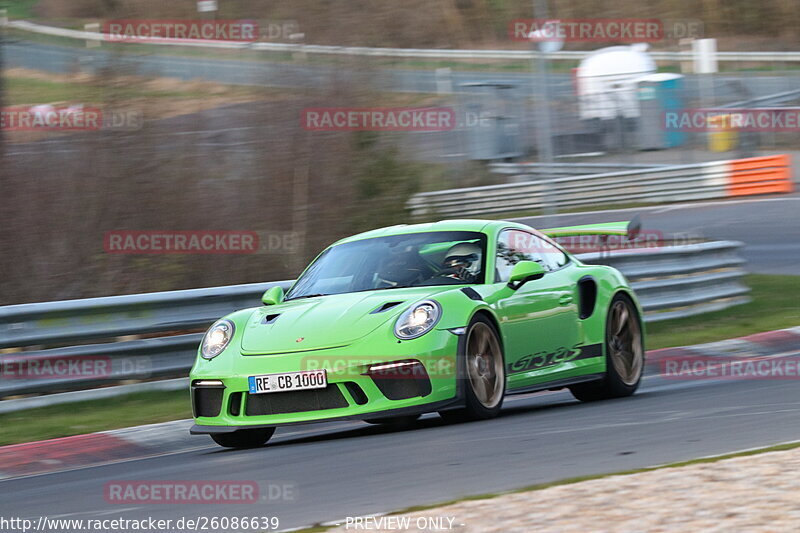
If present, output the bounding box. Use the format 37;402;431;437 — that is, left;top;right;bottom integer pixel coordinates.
439;315;505;422
570;293;644;402
363;414;421;428
210;427;275;449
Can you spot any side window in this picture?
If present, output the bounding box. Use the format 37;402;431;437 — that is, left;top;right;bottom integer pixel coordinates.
495;229;569;282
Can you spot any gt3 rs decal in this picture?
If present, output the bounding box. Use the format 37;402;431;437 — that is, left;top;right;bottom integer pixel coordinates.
507;343;603;375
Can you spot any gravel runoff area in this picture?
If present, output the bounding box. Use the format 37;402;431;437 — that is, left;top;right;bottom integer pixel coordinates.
325;444;800;532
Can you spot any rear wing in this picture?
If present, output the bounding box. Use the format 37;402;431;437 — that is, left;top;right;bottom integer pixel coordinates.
541;217;641;240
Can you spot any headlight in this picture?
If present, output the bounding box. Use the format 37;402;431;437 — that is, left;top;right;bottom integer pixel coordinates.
394;300;441;340
201;319;235;359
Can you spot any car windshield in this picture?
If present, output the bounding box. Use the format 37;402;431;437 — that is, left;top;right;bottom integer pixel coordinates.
285;231;487;300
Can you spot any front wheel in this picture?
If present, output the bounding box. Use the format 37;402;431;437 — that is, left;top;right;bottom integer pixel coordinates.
210;427;275;449
439;316;505;422
570;294;644;402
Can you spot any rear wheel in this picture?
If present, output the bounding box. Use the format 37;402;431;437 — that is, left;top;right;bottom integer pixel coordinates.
210;427;275;449
570;294;644;402
439;316;505;422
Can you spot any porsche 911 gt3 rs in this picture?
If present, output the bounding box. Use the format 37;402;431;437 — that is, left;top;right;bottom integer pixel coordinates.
190;219;645;448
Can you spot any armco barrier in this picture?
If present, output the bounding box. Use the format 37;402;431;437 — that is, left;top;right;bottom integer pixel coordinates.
581;241;749;322
8;20;800;63
727;155;794;197
0;281;292;397
409;155;793;219
0;281;293;349
0;243;747;399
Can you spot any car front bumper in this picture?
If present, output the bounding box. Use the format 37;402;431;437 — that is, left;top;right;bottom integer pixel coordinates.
189;327;462;432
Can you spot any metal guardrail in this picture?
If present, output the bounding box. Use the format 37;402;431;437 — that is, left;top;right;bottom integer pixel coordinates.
0;281;293;349
409;161;732;218
0;243;748;399
494;162;667;180
580;241;749;322
7;21;800;63
722;88;800;109
410;155;794;218
0;281;292;396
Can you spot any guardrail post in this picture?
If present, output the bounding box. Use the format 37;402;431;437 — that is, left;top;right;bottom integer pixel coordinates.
84;22;100;48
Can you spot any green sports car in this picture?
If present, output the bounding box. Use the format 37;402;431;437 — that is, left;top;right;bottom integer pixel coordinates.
190;219;645;448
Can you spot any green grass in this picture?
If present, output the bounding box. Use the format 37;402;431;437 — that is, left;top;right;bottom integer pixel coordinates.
0;390;190;446
646;274;800;350
0;275;796;446
6;77;106;105
4;74;268;105
1;0;39;20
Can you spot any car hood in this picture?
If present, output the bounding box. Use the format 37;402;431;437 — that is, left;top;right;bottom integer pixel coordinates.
239;286;455;354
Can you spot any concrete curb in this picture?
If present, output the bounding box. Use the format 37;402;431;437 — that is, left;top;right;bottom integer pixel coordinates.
646;326;800;370
2;327;798;480
0;419;199;479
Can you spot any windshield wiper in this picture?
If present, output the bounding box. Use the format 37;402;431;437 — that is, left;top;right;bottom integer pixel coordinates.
285;293;328;301
348;285;415;293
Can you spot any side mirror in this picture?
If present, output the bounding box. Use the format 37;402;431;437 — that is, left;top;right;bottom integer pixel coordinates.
261;286;285;306
507;261;546;290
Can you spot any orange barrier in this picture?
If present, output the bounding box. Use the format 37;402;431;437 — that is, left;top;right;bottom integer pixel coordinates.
726;154;794;197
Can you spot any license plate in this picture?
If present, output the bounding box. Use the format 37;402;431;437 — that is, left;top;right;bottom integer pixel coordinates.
248;370;327;394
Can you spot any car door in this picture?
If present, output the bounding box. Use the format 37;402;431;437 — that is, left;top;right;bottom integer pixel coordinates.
491;229;581;390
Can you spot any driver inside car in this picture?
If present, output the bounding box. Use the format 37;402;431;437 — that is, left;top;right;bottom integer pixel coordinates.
440;242;482;283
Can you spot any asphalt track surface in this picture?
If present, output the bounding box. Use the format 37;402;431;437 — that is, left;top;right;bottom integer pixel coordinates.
516;195;800;276
5;369;800;531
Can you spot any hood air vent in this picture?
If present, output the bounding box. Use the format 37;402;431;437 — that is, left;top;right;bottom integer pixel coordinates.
370;301;404;314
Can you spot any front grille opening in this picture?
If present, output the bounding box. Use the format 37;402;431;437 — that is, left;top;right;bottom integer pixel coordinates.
192;387;224;418
245;385;349;416
369;361;432;400
344;382;368;405
229;392;243;416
